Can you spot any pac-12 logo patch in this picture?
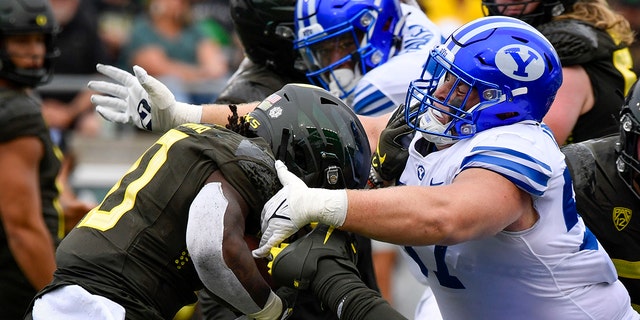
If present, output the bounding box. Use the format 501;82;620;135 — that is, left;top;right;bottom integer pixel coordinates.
613;207;632;231
495;44;545;82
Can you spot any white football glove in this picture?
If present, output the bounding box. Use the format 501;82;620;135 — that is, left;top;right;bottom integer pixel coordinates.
88;64;203;132
252;160;348;258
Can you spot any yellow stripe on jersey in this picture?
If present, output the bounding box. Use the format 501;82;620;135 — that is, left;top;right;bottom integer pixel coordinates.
612;258;640;279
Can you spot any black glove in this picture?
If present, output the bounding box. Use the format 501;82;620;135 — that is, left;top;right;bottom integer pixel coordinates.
371;104;416;182
269;224;358;290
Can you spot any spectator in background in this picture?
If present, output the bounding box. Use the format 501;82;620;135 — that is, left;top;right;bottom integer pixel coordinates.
40;0;103;231
95;0;144;66
119;0;229;104
191;0;244;72
611;0;640;75
418;0;484;37
41;0;106;138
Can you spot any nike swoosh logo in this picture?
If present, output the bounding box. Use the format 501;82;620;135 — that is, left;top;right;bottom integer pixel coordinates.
374;145;386;167
429;178;444;186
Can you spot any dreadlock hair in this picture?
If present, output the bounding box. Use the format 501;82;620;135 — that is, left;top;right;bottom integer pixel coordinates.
225;104;258;138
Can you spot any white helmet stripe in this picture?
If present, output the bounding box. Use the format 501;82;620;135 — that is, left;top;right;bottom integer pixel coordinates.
446;18;551;55
296;0;318;30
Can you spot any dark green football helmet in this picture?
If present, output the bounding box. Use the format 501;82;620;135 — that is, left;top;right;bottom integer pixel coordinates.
247;83;371;190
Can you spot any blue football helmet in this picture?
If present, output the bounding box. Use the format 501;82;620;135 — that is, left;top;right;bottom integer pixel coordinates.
294;0;405;102
404;16;562;146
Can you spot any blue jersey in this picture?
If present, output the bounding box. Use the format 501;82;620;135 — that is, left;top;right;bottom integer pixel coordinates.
399;121;638;319
352;3;443;116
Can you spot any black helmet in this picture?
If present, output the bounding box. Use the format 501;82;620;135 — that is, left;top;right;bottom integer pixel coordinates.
482;0;576;26
616;80;640;200
230;0;305;77
247;83;371;189
0;0;59;87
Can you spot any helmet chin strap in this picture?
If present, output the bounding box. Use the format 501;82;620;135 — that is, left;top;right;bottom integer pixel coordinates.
329;68;362;105
419;108;458;147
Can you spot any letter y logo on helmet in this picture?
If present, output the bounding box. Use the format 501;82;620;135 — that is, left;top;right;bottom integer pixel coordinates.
496;45;545;81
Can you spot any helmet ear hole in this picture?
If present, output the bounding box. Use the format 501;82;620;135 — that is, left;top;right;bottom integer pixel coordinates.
321;152;346;189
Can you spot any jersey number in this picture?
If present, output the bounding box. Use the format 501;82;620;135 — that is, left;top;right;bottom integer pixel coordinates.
77;130;188;231
405;245;465;289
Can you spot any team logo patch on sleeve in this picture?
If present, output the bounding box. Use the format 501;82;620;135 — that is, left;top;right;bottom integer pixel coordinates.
268;106;283;119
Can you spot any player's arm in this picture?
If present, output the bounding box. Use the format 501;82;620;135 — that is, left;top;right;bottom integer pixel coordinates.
255;162;536;257
186;171;283;320
199;102;259;127
270;224;406;320
0;137;56;290
343;168;536;245
89;64;386;151
312;259;406;320
542;65;592;145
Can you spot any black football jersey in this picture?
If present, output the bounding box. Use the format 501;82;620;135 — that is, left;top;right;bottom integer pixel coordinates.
49;123;278;319
562;135;640;310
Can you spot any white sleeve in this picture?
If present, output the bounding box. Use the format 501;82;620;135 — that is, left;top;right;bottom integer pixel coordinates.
185;182;262;314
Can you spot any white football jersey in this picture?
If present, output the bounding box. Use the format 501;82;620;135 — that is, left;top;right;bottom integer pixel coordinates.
399;121;639;319
351;3;443;116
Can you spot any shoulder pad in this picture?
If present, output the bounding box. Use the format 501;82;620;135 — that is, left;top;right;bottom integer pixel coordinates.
0;88;31;107
537;20;616;66
560;142;596;189
0;89;40;120
215;64;295;104
0;89;44;142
